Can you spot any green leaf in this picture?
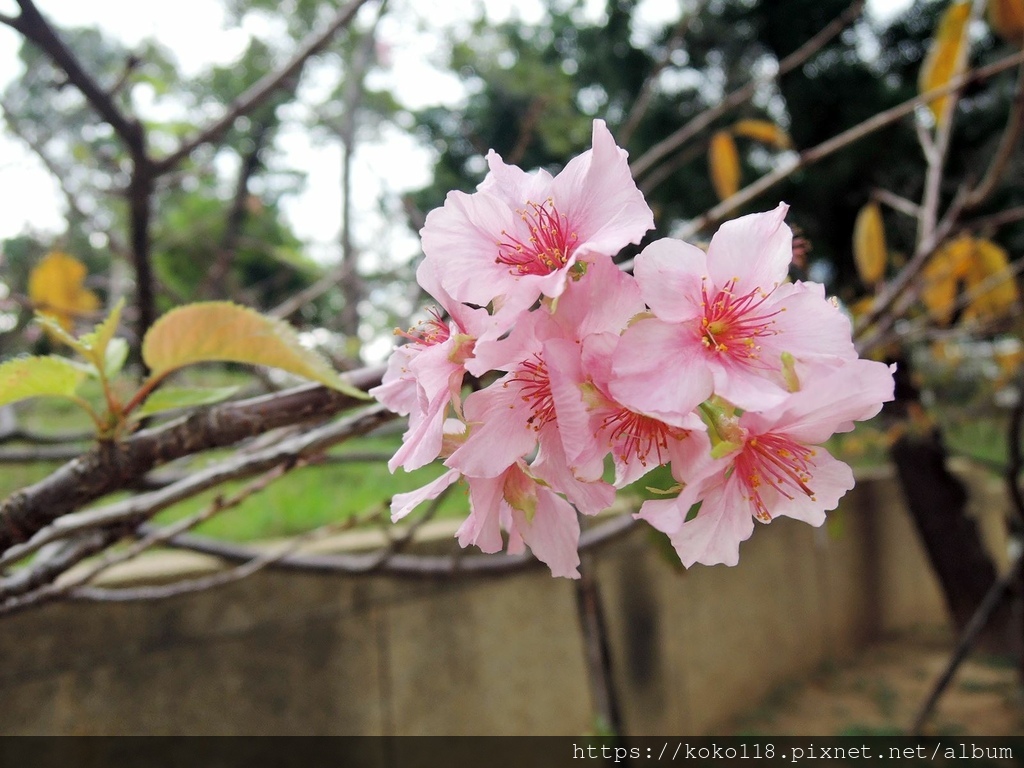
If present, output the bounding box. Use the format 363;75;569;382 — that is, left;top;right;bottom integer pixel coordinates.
135;385;240;417
103;338;129;379
79;298;125;370
141;302;368;399
0;355;88;408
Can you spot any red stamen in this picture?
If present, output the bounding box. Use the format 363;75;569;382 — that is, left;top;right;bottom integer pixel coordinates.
699;277;782;361
507;355;555;430
600;407;680;467
395;307;451;347
496;198;579;276
735;433;816;521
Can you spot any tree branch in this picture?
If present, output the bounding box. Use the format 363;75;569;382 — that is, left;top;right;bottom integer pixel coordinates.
0;365;385;553
96;513;639;585
10;0;143;152
964;61;1024;211
619;5;697;146
629;0;865;179
151;0;374;175
0;404;393;572
672;49;1024;242
202;119;273;299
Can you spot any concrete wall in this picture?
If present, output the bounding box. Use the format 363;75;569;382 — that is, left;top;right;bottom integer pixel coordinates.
0;465;1008;735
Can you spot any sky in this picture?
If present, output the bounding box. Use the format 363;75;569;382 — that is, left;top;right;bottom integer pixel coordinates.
0;0;916;252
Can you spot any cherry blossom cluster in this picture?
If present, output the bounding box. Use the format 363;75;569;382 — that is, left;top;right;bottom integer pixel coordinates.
371;119;894;578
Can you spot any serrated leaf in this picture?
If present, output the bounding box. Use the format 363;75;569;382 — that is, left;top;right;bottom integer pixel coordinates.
141;302;368;398
963;238;1020;322
136;386;240;417
919;1;971;125
732;119;793;149
0;355;88;408
988;0;1024;44
27;252;100;333
708;130;740;201
853;202;888;286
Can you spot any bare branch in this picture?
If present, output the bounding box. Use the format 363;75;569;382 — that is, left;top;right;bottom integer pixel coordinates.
202;120;273;298
65;516;382;607
10;0;142;152
964;61;1024;210
0;531;119;598
619;6;697;146
0;404;392;572
0;365;385;553
629;0;865;179
152;0;375;175
872;255;1024;349
871;187;921;218
915;0;981;253
909;550;1024;734
671;49;1024;242
100;513;639;585
963;204;1024;232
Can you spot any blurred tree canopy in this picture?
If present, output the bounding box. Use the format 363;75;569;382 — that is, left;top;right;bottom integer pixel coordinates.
2;0;1022;349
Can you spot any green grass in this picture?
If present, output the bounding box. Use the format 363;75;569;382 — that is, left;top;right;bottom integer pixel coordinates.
150;435;468;540
4;379;468;542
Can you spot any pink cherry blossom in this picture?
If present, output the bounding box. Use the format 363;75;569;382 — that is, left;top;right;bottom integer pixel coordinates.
611;204;858;421
369;260;492;472
419;119;653;319
448;254;647;478
390;462;585;578
638;358;895;567
546;333;706;487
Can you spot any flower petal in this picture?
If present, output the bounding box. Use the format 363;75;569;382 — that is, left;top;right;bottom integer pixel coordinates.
633;238;706;323
390;469;460;522
706;203;792;295
610;317;713;426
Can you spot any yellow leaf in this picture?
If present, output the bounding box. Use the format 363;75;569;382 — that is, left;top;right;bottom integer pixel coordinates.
28;252;100;332
732;119;793;150
921;236;973;325
988;0;1024;44
852;202;888;286
849;296;877;319
919;2;971;125
708;130;740;201
962;238;1020;321
0;355;87;408
141;302;368;398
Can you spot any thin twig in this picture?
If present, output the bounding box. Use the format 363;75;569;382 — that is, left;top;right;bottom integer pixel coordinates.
629;0;865;179
619;6;697;146
0;365;385;552
126;513;640;581
872;187;921;219
0;405;392;570
6;0;142;150
46;461;299;594
964;60;1024;211
672;49;1024;243
909;550;1024;735
151;0;374;174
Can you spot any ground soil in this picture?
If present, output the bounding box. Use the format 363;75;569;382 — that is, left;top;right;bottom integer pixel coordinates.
722;631;1024;736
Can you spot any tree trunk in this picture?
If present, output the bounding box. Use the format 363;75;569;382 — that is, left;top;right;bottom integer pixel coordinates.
887;355;1010;651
